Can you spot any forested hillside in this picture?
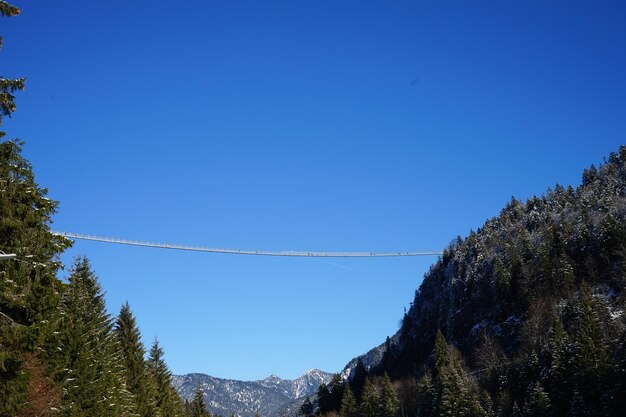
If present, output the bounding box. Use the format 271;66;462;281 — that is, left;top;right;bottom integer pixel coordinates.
0;106;186;417
317;146;626;417
3;2;626;417
0;3;185;415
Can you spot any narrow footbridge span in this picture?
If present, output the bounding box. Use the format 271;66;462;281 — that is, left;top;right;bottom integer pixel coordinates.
53;231;443;258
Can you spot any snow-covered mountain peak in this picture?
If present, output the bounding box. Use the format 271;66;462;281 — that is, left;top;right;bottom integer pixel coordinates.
302;369;325;378
261;374;283;384
173;369;333;417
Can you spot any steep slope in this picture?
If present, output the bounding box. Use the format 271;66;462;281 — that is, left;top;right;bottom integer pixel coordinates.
389;147;626;374
340;337;391;379
173;369;332;417
336;147;626;417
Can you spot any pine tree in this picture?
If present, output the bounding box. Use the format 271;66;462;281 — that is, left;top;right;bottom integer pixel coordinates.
545;315;571;417
340;384;357;417
0;4;71;406
522;382;550;417
432;331;484;417
317;382;332;415
569;283;610;415
379;373;398;417
360;377;378;417
299;397;314;417
188;387;210;417
0;5;185;417
415;373;434;417
493;257;511;303
59;257;134;417
116;302;156;417
555;257;575;295
147;338;185;417
574;283;609;377
350;359;368;402
604;316;626;417
329;373;345;412
0;1;24;122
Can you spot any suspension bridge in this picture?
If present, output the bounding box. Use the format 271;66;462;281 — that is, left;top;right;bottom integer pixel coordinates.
53;231;443;258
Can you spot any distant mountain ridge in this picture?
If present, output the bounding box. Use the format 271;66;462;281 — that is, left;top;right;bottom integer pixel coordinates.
172;369;332;417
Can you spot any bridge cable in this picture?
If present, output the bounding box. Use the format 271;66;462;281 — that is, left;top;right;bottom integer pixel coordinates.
53;231;443;258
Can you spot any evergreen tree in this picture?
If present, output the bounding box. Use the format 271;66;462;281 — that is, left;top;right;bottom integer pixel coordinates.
569;283;610;415
604;316;626;417
0;6;71;404
545;315;572;417
360;377;378;417
0;6;181;416
329;373;345;412
147;338;185;417
432;331;484;417
350;359;368;402
340;384;357;417
299;397;314;417
317;382;332;415
415;373;434;417
378;373;398;417
0;1;24;122
59;257;134;417
521;382;550;417
493;257;511;304
188;387;210;417
574;283;609;377
340;148;626;417
116;302;156;417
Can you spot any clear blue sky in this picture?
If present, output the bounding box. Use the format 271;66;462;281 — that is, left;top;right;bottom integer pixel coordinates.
2;0;625;380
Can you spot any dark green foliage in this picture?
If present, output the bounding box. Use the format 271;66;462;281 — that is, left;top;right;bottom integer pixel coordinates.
148;339;185;417
116;302;157;417
187;387;210;417
299;396;314;417
0;1;24;121
431;331;484;417
317;382;332;415
0;353;29;417
0;70;70;416
0;5;182;415
350;359;367;402
340;385;357;417
317;373;346;415
58;258;134;417
358;148;626;416
573;283;609;376
0;77;24;123
1;8;70;413
359;377;377;417
521;382;550;417
330;374;345;412
0;1;19;17
415;373;434;417
378;373;398;417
